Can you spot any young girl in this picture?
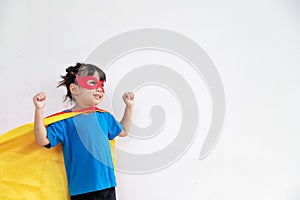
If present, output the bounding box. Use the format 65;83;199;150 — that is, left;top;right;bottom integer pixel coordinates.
33;63;134;200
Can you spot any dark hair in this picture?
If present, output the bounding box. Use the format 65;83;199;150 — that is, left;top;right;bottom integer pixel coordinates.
57;62;106;101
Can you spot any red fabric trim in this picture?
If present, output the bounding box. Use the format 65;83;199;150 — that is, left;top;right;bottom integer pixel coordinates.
45;107;107;118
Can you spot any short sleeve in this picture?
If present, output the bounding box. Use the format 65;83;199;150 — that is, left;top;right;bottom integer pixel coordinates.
45;121;65;148
107;113;123;140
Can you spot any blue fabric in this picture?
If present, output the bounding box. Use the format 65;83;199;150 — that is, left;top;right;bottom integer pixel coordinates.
45;111;123;196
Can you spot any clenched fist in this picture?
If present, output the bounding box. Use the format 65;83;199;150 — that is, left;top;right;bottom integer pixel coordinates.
122;92;135;107
33;92;46;109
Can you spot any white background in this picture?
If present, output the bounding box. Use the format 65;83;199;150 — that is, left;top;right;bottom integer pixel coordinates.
1;0;300;199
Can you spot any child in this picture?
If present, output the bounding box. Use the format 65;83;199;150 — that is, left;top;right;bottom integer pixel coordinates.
32;63;134;200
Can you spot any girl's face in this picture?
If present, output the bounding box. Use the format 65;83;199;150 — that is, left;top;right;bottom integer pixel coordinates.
73;71;105;107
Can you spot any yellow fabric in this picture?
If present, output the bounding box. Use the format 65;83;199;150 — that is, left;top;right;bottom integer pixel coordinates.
0;111;116;200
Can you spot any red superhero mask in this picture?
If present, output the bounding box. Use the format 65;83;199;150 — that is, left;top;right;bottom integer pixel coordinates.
75;74;105;93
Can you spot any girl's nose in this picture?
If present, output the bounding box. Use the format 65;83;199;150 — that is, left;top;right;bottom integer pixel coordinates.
96;84;105;93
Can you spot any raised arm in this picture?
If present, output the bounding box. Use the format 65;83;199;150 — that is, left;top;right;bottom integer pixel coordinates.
119;92;135;137
33;92;50;146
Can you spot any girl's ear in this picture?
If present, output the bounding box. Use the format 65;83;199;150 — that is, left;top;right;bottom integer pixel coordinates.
70;83;79;95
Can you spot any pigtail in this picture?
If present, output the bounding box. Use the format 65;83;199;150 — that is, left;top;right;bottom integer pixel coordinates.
57;63;81;101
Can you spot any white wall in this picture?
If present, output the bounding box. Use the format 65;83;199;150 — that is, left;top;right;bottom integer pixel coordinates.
1;0;300;199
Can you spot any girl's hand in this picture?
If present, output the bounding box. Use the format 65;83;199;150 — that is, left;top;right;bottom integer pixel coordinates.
33;92;47;109
122;92;135;107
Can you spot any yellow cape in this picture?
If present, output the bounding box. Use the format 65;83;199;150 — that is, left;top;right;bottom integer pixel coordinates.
0;110;116;200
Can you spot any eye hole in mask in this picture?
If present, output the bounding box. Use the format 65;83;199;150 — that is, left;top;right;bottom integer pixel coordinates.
75;74;105;93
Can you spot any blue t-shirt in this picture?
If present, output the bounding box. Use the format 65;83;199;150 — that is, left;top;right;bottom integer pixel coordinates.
45;111;123;196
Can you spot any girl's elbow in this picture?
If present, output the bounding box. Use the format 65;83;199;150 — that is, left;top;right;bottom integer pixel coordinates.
35;138;50;146
118;130;128;137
